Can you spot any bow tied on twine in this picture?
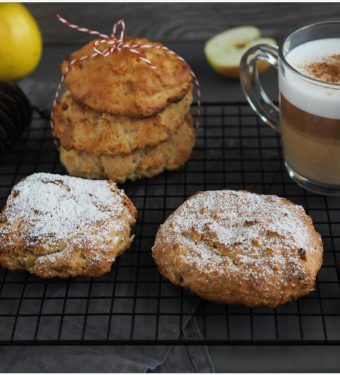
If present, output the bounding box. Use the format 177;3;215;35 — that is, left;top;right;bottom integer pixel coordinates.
93;19;130;57
93;19;155;67
51;15;201;129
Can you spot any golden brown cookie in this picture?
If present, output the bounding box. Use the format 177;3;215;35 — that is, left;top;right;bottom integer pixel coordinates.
61;38;193;117
60;114;196;183
152;190;323;308
0;173;137;278
53;88;192;157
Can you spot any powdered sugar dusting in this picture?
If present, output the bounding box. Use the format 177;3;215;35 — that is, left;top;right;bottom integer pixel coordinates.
1;173;134;256
160;190;320;281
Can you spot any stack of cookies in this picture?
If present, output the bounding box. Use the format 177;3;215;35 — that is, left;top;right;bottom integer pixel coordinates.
52;37;196;183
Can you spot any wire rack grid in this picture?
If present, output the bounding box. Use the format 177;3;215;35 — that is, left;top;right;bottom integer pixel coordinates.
0;102;339;346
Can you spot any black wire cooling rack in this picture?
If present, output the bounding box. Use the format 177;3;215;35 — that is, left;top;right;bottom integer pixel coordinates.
0;102;339;346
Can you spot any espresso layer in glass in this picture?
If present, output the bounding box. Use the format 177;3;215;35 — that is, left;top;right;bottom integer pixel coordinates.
281;95;340;185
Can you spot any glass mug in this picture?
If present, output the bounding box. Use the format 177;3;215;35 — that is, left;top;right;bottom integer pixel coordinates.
240;21;340;196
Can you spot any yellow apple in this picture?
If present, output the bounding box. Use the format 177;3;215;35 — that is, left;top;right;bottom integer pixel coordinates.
0;3;42;81
204;26;277;79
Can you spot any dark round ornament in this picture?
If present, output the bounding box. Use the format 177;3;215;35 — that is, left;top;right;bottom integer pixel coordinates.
0;81;32;158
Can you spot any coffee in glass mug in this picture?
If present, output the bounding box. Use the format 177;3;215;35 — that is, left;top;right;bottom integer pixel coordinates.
241;22;340;195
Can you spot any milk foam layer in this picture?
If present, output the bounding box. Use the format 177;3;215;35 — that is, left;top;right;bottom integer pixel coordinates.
280;38;340;119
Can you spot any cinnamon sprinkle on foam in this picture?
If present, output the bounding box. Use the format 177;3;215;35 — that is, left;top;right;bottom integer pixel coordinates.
303;54;340;84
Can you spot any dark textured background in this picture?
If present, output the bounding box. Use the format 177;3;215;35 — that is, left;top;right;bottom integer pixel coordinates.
12;3;340;372
27;3;340;45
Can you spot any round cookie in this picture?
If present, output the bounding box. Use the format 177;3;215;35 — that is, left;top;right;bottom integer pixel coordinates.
53;87;192;157
61;37;192;117
0;173;137;278
152;190;323;308
59;114;196;183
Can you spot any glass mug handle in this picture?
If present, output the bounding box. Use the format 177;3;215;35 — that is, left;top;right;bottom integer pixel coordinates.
240;44;280;133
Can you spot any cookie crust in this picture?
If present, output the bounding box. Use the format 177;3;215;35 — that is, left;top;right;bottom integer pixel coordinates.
62;38;192;117
53;88;192;157
60;114;196;183
152;190;323;307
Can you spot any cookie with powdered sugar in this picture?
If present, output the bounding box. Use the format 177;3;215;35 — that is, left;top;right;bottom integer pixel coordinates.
152;190;323;307
0;173;137;278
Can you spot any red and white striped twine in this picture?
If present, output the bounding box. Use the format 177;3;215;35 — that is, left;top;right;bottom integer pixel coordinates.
51;15;201;129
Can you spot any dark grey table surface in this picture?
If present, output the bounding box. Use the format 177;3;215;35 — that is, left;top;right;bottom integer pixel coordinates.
25;42;340;372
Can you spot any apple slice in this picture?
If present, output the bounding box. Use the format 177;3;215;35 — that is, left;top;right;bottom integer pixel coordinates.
204;26;277;79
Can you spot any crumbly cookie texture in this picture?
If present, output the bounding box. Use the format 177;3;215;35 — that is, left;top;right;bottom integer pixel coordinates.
62;37;193;117
152;190;323;308
60;114;196;183
53;88;192;157
0;173;137;278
